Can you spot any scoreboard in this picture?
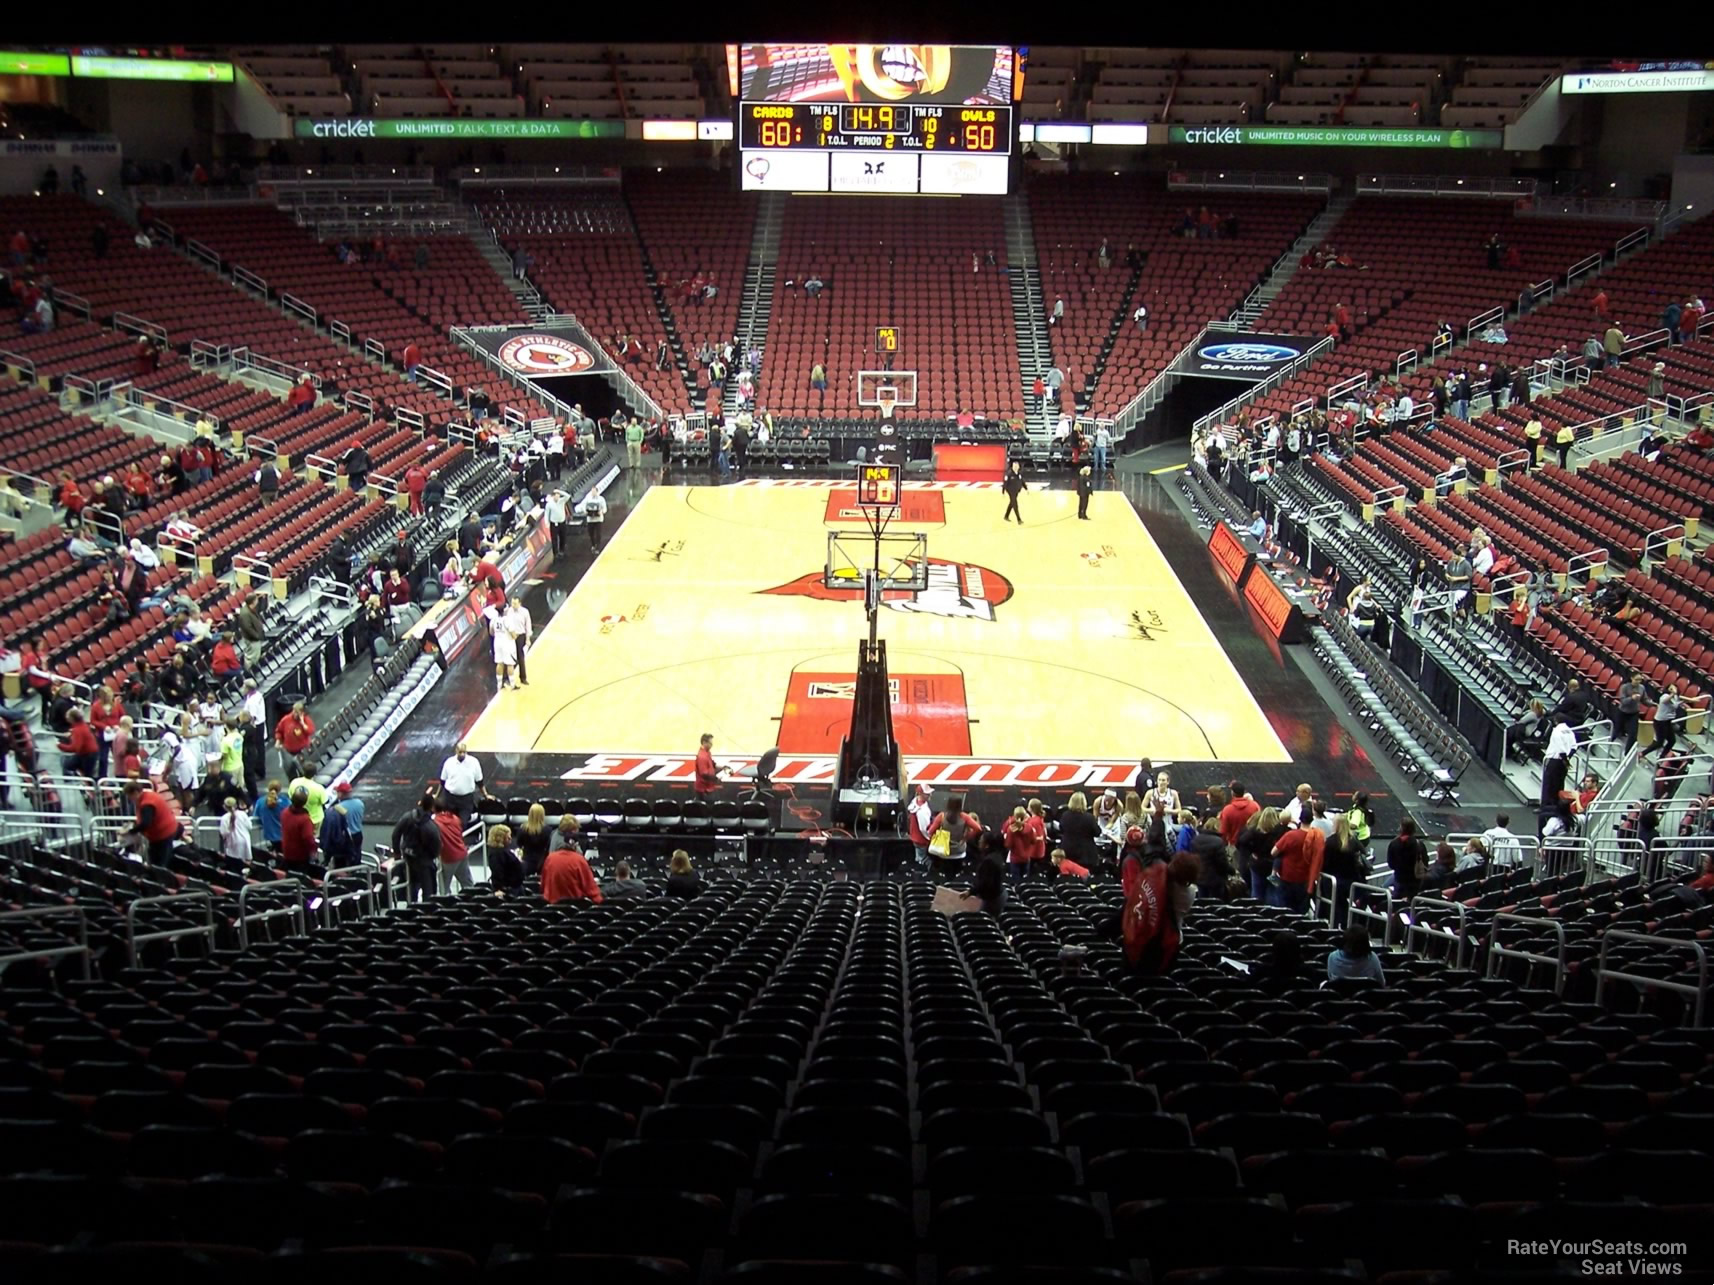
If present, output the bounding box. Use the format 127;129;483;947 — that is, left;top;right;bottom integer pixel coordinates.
740;103;1009;156
734;42;1015;196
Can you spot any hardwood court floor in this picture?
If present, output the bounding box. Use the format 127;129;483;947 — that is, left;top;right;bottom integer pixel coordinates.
464;480;1290;764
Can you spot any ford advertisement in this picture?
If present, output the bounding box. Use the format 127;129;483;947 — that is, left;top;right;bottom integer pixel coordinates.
1189;335;1318;380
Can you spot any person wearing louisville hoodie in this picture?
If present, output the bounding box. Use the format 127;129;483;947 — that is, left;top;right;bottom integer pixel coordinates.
434;794;473;894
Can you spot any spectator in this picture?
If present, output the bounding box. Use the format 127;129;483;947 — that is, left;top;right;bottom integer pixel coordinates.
219;795;253;865
210;630;243;680
57;710;99;780
485;824;524;894
810;361;827;394
1387;818;1427;898
507;803;549;878
434;794;473;893
1421;841;1458;888
437;740;489;825
125;779;180;866
665;849;702;898
274;700;315;778
1236;806;1284;900
1603;323;1625;369
387;792;440;902
1220;780;1260;846
287;375;315;416
969;852;1007;916
1327;924;1385;983
1554;421;1575;469
1123;851;1199;975
1616;673;1647;749
582;488;607;550
1643;684;1686;760
926;792;984;880
279;786;318;868
1270;816;1325;912
251;781;286;846
601;859;649;900
1002;805;1045;882
1050;847;1091;878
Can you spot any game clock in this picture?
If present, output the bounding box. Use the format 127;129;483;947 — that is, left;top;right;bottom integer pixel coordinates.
741;101;1010;154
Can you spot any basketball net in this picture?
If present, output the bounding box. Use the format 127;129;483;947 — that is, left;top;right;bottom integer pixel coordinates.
877;389;897;421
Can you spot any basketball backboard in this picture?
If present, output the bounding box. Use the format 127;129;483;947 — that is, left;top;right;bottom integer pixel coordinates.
825;530;930;592
857;369;917;411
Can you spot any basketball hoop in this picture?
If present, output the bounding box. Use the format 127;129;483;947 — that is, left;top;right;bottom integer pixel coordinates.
876;387;898;421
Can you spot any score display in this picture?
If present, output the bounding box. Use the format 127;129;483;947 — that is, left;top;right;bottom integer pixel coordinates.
875;325;901;354
741;103;1009;155
738;101;1012;195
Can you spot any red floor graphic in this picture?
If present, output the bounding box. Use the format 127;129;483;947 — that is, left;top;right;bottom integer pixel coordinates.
779;671;972;755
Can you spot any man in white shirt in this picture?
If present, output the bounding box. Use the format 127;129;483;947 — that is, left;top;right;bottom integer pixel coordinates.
1472;541;1496;577
1055;414;1072;442
1283;783;1314;826
503;596;533;687
545;487;572;557
241;679;267;730
1482;812;1523;868
583;489;608;550
437;741;487;826
1133;303;1148;331
544;428;565;478
1395;392;1415;422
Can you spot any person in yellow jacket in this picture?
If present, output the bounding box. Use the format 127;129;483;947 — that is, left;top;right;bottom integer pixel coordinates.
1524;417;1543;469
1555;422;1575;470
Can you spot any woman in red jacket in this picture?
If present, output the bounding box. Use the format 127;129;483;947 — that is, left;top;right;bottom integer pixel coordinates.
1003;805;1045;882
125;779;181;866
87;684;124;779
279;787;318;867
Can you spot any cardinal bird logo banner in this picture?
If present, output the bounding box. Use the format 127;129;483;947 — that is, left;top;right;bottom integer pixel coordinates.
761;558;1014;622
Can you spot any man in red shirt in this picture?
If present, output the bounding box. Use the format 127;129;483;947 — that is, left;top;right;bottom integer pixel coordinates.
1592;289;1609;321
470;557;504;592
402;341;421;382
542;831;604;904
58;710;99;780
125;779;180;866
1219;780;1260;847
274;700;315;777
694;733;724;799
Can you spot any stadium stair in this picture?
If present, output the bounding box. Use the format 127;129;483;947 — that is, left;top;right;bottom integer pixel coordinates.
1003;193;1054;449
720;192;783;422
1230;188;1356;327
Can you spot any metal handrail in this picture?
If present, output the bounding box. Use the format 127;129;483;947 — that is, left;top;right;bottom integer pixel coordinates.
1314;871;1340;928
126;891;214;966
0;905;91;980
1596;929;1709;1027
319;866;379;927
1405;894;1473;968
237;877;308;947
1486;912;1567;995
1347;879;1398;949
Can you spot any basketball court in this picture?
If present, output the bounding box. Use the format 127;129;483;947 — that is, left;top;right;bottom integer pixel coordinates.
464;479;1291;764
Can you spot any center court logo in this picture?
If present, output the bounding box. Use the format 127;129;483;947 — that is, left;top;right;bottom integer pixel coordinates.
761;558;1014;622
497;335;597;376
